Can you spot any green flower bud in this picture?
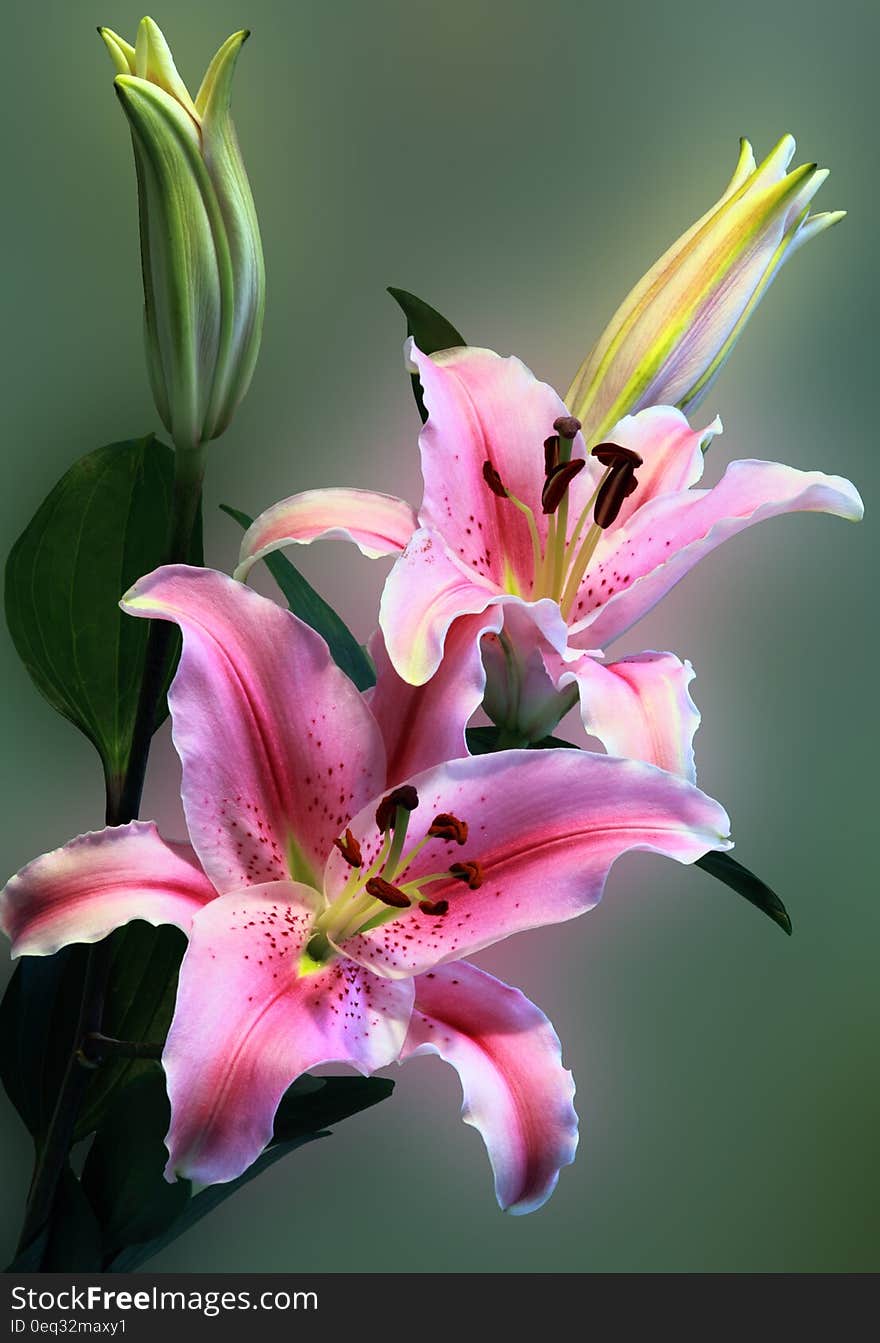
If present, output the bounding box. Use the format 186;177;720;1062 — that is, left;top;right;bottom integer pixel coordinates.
100;18;265;451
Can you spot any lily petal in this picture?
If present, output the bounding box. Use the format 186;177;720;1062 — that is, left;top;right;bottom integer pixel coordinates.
558;650;701;781
162;884;414;1184
381;526;567;686
0;821;214;958
235;488;418;581
410;342;599;595
402;962;578;1214
122;566;386;893
598;405;720;531
570;459;864;646
365;615;491;786
326;750;731;978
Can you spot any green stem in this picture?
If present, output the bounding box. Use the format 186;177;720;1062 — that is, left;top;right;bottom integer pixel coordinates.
81;1033;164;1063
15;444;207;1258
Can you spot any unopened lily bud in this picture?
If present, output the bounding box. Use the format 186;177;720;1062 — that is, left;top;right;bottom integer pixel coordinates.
567;134;845;444
100;18;265;451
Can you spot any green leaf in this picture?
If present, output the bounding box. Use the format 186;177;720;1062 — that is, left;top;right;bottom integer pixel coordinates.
81;1067;191;1262
5;435;202;789
272;1073;394;1139
696;850;792;935
42;1167;103;1272
465;726;577;755
0;947;86;1142
221;504;375;690
106;1074;394;1271
4;1166;103;1273
76;923;187;1139
387;287;466;422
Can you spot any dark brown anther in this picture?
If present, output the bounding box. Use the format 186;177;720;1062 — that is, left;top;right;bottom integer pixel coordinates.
593;463;639;529
418;898;449;916
482;460;508;498
365;877;412;908
541;458;586;514
591;442;643;469
375;785;420;832
428;812;469;845
333;828;363;868
553;415;582;440
449;860;484;890
543;434;560;474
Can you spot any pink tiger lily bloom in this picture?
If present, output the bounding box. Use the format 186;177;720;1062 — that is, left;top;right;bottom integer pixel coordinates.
0;568;731;1211
235;342;862;776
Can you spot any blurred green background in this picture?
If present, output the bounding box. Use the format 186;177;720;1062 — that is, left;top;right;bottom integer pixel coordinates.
1;0;877;1272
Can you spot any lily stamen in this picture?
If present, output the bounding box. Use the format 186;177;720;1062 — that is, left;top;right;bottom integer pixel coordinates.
449;860;484;890
428;812;469;845
364;876;411;908
332;828;363;868
482;460;545;596
559;443;643;617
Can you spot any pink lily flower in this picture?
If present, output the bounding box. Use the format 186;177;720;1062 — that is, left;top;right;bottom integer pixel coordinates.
0;568;731;1211
235;343;862;774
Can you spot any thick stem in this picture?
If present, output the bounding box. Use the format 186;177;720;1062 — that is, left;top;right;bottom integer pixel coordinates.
117;447;206;822
15;444;207;1257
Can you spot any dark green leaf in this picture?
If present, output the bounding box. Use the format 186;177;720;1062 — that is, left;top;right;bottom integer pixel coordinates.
81;1067;191;1262
0;947;86;1142
387;287;466;421
221;504;375;690
5;1227;49;1273
76;923;187;1139
696;850;792;935
272;1073;394;1139
107;1074;394;1271
465;726;577;755
42;1167;103;1272
5;435;202;788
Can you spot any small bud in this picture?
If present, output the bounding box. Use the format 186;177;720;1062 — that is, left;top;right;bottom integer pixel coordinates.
567;134;845;442
100;19;265;451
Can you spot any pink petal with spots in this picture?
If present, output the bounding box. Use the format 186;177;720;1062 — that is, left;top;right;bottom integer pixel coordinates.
597;405;720;531
569;459;864;646
555;649;701;781
234;488;418;581
410;342;601;595
0;821;215;957
380;526;568;686
325;750;731;978
163;884;414;1184
122;567;386;893
365;615;497;786
402;962;578;1213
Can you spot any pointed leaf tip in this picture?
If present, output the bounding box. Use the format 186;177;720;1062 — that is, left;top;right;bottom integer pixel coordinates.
696;850;792;934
